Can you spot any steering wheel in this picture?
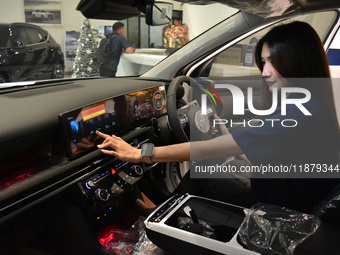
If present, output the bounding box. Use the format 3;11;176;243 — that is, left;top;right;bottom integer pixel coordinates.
167;76;218;143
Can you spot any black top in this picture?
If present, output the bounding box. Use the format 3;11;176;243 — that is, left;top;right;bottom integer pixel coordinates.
232;94;340;212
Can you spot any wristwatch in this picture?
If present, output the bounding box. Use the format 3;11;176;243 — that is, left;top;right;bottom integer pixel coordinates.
141;143;154;164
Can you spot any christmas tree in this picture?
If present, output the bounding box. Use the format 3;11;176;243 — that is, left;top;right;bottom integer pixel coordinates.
72;19;99;78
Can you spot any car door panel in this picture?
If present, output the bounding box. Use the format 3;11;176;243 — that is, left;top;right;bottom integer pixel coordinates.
7;27;34;81
25;27;50;80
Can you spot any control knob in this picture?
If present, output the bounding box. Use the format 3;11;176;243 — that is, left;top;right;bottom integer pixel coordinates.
134;165;143;176
86;180;96;189
95;189;110;201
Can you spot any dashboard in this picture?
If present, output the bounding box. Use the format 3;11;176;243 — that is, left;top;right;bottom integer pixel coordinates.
0;78;169;224
60;85;167;159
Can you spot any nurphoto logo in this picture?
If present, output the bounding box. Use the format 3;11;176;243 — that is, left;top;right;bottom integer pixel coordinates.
200;84;312;128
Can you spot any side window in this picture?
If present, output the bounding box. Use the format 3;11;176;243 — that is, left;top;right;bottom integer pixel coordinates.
208;11;338;78
26;28;44;44
11;27;29;46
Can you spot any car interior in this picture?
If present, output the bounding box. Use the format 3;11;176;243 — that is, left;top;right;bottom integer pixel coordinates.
1;0;340;254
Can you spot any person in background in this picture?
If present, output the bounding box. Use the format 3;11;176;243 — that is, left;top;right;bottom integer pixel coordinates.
96;21;340;214
100;22;136;77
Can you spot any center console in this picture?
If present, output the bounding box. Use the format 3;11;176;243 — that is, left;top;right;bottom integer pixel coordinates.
145;194;259;255
58;85;167;221
77;156;144;217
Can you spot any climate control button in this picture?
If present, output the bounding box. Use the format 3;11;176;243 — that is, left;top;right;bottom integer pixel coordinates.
134;165;143;176
95;189;110;201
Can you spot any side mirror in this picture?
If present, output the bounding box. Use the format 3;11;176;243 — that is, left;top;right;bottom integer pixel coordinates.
146;2;173;26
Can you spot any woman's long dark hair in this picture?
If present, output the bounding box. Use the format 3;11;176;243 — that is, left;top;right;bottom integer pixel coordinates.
255;21;340;146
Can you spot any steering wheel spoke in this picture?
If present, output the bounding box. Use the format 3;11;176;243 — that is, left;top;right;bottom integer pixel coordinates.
179;114;188;127
167;76;218;143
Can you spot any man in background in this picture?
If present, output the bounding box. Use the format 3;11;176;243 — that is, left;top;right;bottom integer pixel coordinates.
100;22;136;77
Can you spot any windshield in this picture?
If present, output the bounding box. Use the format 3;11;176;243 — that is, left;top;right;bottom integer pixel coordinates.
0;0;237;85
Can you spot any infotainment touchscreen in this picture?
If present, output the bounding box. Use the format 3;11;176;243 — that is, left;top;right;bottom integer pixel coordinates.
59;85;167;159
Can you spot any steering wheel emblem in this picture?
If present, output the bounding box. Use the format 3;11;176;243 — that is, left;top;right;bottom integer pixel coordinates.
194;110;210;134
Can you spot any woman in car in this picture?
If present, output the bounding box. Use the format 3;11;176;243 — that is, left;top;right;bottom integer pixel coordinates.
96;21;340;213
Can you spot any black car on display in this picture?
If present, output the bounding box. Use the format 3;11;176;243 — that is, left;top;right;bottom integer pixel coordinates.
0;23;64;83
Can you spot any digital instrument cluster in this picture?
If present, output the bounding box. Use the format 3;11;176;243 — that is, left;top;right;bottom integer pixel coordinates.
59;85;167;159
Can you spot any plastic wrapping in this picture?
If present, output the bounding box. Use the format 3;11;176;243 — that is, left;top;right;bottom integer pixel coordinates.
238;203;320;255
98;217;166;255
314;191;340;225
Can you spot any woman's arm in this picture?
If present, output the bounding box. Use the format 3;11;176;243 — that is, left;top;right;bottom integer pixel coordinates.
96;130;246;163
96;131;190;163
190;135;244;161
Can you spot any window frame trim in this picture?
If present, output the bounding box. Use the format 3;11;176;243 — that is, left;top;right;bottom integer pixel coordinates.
186;10;340;77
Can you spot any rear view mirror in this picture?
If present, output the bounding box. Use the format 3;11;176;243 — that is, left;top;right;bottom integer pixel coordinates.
146;2;173;26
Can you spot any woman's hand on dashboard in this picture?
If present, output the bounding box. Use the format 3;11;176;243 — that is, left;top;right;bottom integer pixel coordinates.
96;131;142;163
